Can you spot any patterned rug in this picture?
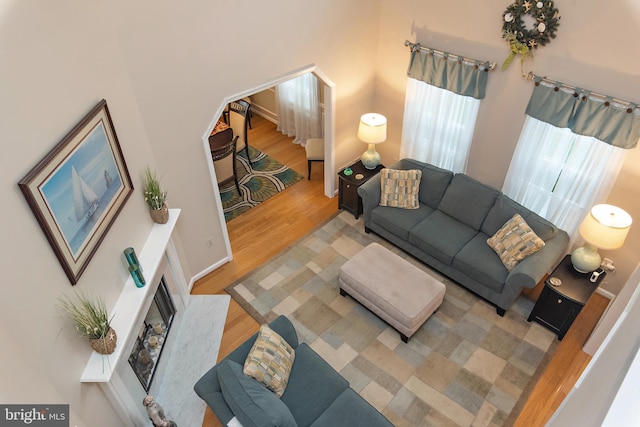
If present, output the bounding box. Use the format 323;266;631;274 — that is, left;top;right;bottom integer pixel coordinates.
220;146;304;222
225;212;559;427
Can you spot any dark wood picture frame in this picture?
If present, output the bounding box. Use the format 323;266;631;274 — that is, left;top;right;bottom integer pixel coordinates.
18;99;133;284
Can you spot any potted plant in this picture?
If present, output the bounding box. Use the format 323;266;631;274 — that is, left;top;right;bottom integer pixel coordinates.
143;167;168;224
58;292;117;355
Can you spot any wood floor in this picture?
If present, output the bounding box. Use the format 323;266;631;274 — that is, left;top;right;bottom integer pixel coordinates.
192;114;609;427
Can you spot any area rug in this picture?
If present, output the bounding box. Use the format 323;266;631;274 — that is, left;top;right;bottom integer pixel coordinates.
225;212;558;427
220;146;304;222
151;294;230;427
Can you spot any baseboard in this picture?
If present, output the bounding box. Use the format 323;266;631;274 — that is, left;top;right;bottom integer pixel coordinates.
596;287;615;300
189;256;231;290
252;105;278;125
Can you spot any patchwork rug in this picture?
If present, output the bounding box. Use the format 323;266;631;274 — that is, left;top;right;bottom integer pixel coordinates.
225;212;558;427
220;146;303;222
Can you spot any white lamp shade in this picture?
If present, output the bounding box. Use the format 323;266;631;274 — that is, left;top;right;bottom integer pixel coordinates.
579;204;632;250
358;113;387;144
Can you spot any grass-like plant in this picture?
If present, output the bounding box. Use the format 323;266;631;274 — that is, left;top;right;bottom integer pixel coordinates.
58;292;112;339
143;167;168;210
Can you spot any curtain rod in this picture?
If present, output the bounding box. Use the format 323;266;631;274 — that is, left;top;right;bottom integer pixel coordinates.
404;40;496;71
527;71;639;111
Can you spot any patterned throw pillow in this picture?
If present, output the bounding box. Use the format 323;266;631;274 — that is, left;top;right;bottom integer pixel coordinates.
243;324;295;397
379;168;422;209
487;213;545;271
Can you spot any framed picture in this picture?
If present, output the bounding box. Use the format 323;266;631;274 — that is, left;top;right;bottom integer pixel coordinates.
19;99;133;284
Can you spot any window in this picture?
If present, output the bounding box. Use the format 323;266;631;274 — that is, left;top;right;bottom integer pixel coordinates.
503;116;626;238
400;77;480;173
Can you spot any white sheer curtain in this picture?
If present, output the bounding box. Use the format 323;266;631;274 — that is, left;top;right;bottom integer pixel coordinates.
503;116;626;241
400;77;481;173
275;73;322;147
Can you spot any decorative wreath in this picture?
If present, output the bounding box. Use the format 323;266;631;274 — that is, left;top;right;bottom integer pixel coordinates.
501;0;560;74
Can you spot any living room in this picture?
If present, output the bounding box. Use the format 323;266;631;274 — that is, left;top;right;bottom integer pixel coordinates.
2;1;639;426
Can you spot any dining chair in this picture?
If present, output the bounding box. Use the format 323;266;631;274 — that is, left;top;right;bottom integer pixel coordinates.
228;99;252;165
211;134;241;195
305;138;324;180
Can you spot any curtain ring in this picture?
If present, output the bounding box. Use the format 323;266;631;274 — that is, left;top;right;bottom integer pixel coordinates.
535;81;540;86
554;87;559;92
627;108;633;113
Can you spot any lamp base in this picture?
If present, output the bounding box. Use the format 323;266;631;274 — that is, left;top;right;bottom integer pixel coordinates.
361;143;381;170
571;244;601;273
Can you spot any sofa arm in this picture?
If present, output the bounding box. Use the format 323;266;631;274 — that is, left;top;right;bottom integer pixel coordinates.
506;229;570;290
358;174;382;225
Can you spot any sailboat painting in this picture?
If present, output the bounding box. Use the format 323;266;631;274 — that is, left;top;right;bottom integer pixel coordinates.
41;121;124;257
19;100;133;284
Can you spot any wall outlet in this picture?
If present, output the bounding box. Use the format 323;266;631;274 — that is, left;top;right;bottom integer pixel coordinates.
601;257;615;272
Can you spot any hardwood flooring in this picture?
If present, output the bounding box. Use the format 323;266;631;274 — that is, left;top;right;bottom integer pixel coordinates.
192;114;609;427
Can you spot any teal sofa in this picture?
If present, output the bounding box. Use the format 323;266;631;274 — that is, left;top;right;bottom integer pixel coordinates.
194;315;392;427
358;158;569;316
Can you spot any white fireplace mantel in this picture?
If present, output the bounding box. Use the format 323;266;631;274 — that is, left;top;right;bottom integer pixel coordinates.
80;207;186;374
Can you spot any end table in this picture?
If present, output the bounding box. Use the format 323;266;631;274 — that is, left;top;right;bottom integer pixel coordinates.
338;160;384;219
527;254;605;340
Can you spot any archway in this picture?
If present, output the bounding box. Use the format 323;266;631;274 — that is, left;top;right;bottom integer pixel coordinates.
202;64;336;262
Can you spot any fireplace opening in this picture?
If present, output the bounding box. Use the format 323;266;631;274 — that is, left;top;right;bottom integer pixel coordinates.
128;275;176;392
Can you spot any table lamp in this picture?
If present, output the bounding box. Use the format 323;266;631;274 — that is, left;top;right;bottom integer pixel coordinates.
358;113;387;169
571;204;632;273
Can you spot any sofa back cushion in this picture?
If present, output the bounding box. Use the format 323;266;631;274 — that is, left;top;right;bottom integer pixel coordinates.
392;159;453;209
481;195;558;241
438;174;500;230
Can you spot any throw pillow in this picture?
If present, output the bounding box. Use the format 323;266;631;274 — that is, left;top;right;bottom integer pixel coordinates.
218;360;298;427
379;168;422;209
487;213;546;271
243;324;296;398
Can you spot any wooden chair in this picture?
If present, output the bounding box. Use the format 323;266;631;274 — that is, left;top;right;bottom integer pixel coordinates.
211;134;241;194
228;99;252;165
305;138;324;180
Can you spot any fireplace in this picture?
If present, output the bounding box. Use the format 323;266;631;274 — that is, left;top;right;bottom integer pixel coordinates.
128;275;176;392
80;209;191;426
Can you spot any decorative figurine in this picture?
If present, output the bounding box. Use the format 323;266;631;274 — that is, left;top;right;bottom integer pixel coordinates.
143;395;177;427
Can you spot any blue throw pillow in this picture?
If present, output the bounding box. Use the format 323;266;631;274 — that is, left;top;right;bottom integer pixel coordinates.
217;360;298;427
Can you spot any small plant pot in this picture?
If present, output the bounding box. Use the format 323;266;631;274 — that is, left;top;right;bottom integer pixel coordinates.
89;327;117;355
149;204;169;224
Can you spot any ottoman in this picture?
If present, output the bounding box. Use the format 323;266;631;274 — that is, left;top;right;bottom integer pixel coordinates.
338;243;446;342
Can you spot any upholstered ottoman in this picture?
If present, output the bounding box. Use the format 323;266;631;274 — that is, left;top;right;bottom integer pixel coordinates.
338;242;446;342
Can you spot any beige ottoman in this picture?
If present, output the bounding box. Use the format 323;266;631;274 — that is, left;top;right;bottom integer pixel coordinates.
338;243;446;343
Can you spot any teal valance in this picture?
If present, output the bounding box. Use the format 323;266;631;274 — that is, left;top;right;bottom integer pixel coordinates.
406;44;492;100
526;76;640;149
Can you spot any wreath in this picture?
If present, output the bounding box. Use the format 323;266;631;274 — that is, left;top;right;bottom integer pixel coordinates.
501;0;560;74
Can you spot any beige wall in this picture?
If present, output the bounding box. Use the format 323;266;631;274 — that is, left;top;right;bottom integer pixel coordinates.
374;0;640;295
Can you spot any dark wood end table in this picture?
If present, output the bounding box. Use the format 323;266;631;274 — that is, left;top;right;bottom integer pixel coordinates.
338;160;384;219
527;254;605;340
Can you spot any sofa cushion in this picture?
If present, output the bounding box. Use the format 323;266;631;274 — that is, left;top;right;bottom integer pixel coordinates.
481;195;557;241
310;389;393;427
281;343;349;426
371;204;434;240
452;233;509;293
244;324;296;397
416;163;454;209
438;174;500;230
379;168;422;209
409;210;478;265
487;214;545;271
218;360;298;427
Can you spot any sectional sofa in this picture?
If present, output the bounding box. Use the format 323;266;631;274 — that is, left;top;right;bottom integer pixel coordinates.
358;158;569;315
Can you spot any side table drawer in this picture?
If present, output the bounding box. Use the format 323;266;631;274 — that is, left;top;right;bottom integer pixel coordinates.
341;182;358;206
529;286;580;339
